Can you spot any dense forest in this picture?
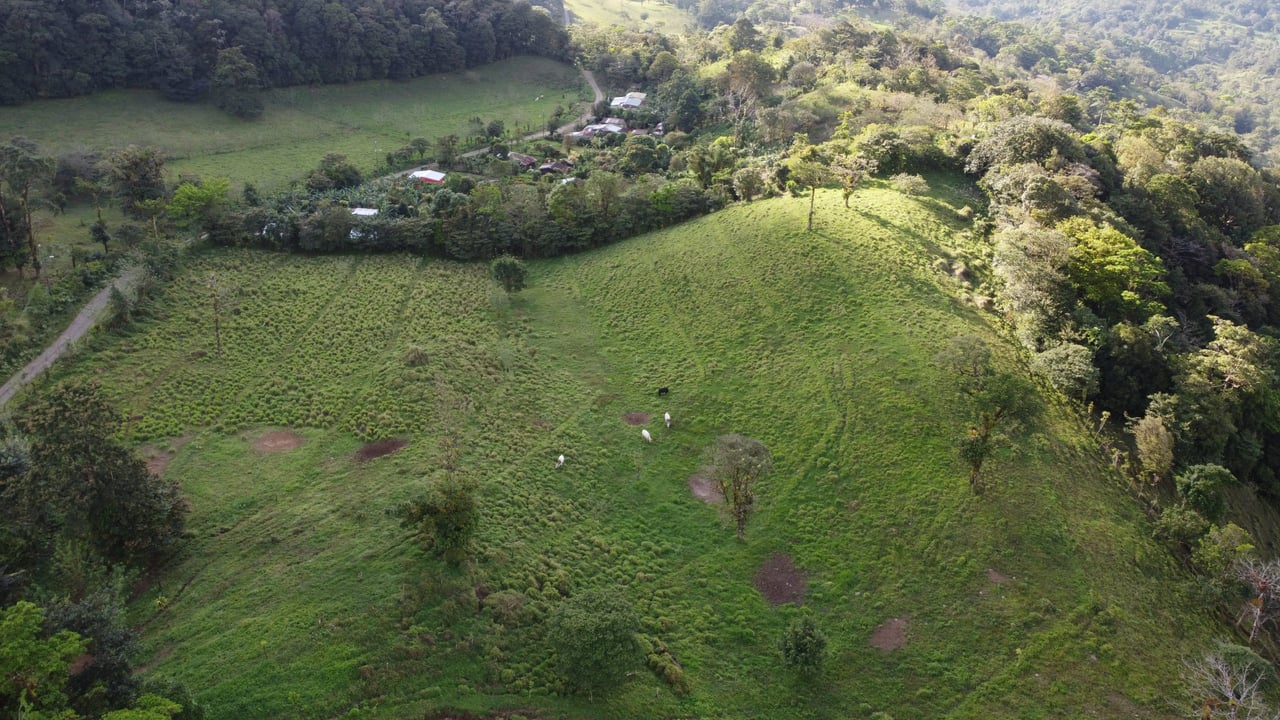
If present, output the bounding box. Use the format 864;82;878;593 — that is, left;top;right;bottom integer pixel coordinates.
937;0;1280;164
0;0;570;110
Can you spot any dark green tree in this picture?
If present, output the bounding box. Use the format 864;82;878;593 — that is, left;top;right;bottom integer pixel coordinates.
103;146;166;218
547;589;640;694
780;616;828;674
490;255;527;294
211;47;263;119
397;477;477;564
14;380;188;565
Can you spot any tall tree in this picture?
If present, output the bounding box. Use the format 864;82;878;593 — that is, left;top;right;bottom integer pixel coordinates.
16;380;187;565
0;137;53;277
709;433;773;541
104;146;166;218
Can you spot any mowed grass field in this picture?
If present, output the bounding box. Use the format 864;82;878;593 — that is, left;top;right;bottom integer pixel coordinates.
0;56;587;192
55;184;1219;719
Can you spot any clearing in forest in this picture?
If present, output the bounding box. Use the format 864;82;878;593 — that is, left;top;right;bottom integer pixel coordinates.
57;183;1218;720
0;56;587;191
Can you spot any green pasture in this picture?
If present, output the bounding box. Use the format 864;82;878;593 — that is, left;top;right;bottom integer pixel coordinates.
56;184;1218;719
0;56;588;192
565;0;694;31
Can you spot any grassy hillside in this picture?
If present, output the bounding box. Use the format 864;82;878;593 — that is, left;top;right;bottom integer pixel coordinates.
564;0;693;31
57;182;1218;719
0;56;587;192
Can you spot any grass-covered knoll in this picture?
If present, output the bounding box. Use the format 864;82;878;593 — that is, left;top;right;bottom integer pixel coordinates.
61;182;1217;719
0;57;586;192
565;0;693;31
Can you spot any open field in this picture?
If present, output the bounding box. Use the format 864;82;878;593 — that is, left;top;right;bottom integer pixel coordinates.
54;184;1219;719
565;0;694;31
0;57;588;192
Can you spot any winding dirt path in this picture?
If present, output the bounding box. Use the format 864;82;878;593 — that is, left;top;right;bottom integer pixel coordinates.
0;265;142;408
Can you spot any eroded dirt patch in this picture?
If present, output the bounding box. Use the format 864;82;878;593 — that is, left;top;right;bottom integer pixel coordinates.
623;412;651;426
253;430;303;454
688;475;722;504
355;438;408;462
141;435;192;475
870;616;909;651
754;552;807;605
987;568;1010;584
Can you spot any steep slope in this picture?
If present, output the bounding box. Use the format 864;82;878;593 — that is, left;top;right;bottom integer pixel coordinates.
62;181;1219;719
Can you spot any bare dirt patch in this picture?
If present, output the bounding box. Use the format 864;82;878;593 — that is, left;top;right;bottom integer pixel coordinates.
355;438;408;462
987;568;1010;584
141;435;192;476
623;412;650;425
253;430;303;454
870;616;910;651
688;475;722;504
754;553;807;605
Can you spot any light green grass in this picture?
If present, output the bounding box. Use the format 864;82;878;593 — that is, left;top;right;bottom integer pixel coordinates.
56;182;1218;719
0;57;588;192
565;0;694;31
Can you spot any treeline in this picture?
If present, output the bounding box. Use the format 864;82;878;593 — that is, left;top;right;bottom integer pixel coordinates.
0;0;569;108
221;168;720;259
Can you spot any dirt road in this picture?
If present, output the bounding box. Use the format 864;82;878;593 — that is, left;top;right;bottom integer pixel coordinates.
0;266;141;408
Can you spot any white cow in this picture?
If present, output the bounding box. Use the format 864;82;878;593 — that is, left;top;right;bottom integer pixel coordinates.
555;454;565;468
664;412;671;428
641;429;652;443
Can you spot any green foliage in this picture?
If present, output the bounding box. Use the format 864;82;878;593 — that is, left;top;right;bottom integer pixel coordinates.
1031;342;1098;401
547;589;640;693
965;116;1085;175
1059;218;1168;321
0;601;87;716
1175;464;1235;522
397;477;477;563
105;146;167;218
709;434;773;541
167;179;231;234
490;255;528;294
1192;524;1255;580
13;379;188;565
1152;503;1210;551
779;616;828;674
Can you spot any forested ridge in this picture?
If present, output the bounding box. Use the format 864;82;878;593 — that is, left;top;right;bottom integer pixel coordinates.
0;0;570;108
939;0;1280;164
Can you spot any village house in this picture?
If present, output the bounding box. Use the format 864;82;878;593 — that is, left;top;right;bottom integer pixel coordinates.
409;169;446;184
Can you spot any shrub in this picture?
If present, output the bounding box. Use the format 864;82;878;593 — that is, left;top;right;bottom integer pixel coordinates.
547;589;640;693
490;255;528;294
890;173;929;195
1153;503;1210;551
1176;464;1234;522
779;615;827;674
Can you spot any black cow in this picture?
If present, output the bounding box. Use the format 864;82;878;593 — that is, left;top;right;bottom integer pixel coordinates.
657;386;670;396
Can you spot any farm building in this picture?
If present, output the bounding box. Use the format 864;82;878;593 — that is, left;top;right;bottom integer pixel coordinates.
350;207;378;217
609;91;646;109
508;152;538;170
410;169;446;183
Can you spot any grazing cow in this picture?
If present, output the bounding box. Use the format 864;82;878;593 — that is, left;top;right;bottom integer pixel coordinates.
555;454;565;468
641;429;652;443
664;412;671;428
657;386;670;396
